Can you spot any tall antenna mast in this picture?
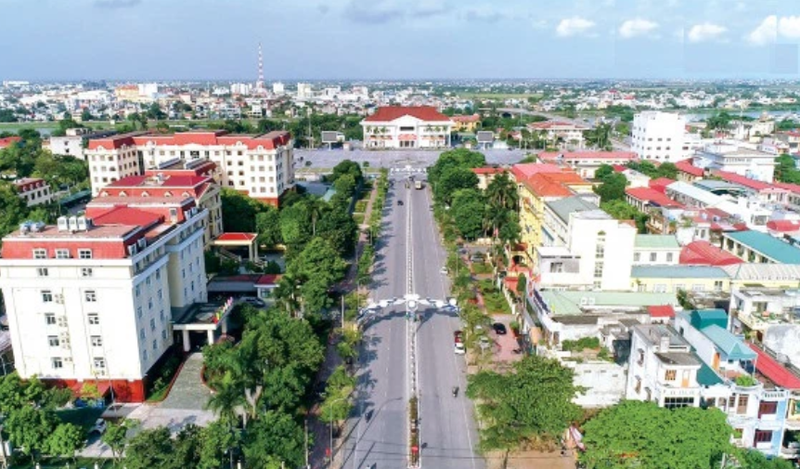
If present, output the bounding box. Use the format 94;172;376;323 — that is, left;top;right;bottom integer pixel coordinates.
256;42;265;92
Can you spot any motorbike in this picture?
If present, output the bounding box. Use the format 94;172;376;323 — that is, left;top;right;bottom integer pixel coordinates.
452;386;459;398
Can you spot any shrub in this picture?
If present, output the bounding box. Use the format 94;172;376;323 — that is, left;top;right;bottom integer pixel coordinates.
561;337;601;352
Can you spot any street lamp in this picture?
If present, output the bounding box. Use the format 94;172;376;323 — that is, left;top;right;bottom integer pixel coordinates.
326;395;349;469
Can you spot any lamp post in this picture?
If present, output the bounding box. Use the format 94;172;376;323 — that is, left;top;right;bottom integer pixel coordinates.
326;395;349;469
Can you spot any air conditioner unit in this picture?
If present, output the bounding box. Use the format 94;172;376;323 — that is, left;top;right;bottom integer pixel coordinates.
77;217;87;231
127;244;137;256
63;357;73;362
55;293;64;304
57;216;68;231
57;317;67;327
95;368;107;376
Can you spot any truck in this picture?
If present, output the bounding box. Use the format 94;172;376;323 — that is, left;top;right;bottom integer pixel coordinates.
414;180;423;190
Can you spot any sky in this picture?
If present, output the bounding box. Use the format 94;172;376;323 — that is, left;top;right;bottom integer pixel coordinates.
1;0;799;81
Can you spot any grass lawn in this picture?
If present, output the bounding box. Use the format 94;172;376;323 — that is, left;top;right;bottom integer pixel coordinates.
478;279;511;314
353;213;365;225
355;200;368;213
472;263;492;275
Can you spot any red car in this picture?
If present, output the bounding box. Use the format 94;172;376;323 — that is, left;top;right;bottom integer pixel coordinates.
454;330;463;343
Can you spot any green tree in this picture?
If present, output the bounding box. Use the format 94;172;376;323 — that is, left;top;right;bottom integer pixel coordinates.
199;420;239;469
437;167;479;205
594;164;615;180
330;159;363;186
739;448;794;468
580;401;732;469
775;154;800;184
205;370;246;426
451;189;486;239
220;188;269;232
80;109;93;122
279;201;313;250
46;423;85;464
34;153;89;189
594;172;628;203
587;123;612;150
101;420;130;464
333;173;357;199
601;199;649;233
466;356;582;452
6;405;57;461
242;411;306;469
124;427;178;469
285;237;347;313
657;162;678;180
707;111;732;130
255;206;283;246
316;203;358;256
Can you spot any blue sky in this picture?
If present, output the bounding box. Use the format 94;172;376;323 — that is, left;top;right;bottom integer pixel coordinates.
1;0;799;80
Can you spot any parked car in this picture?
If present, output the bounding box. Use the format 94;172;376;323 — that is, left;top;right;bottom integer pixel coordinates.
242;297;265;307
89;418;107;435
492;323;507;335
454;342;466;355
397;200;404;206
454;330;463;343
470;253;485;263
440;266;448;275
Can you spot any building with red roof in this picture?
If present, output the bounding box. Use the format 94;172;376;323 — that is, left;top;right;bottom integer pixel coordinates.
527;121;589;148
0;136;21;150
471;167;507;190
451;114;481;132
538;151;638;179
674;159;705;182
98;162;222;245
625;187;684;213
711;170;789;204
13;177;53;207
85;130;293;207
361;106;453;149
766;219;800;237
649;177;675;194
0;195;211;402
679;240;744;266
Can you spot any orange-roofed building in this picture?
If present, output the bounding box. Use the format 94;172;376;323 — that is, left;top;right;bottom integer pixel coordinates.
471;167;506;190
537;151;638;179
451;114;481;132
360;106;453;149
513;164;595;265
85;130;294;207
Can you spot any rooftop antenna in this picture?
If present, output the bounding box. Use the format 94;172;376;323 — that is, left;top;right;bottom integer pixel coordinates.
256;42;265;93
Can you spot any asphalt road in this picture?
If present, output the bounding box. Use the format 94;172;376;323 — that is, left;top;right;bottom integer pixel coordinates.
341;172;483;469
296;148;528;171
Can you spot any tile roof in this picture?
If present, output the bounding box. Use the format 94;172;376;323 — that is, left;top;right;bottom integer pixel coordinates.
91;206;164;228
0;136;21;149
712;170;781;191
625;187;683;208
675;159;705;177
631;265;728;279
634;234;680;249
767;220;800;233
255;274;282;286
363;106;451;123
774;182;800;194
666;181;724;207
687;309;728;330
720;263;800;281
88;130;291;151
697;361;724;386
649;177;675;193
215;232;257;242
546;196;599;224
471;167;506;175
510;163;563;180
524;173;575;197
701;324;757;361
724;230;800;264
648;305;675;318
679;240;744;266
748;344;800;389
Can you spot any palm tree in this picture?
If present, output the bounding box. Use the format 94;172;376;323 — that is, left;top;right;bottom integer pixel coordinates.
205;370;246;427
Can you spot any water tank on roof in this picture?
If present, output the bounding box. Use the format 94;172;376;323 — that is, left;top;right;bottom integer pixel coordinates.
68;216;78;232
57;216;68;232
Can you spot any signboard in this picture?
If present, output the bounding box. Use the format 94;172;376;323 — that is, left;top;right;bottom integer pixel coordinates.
321;131;344;144
476;131;494;143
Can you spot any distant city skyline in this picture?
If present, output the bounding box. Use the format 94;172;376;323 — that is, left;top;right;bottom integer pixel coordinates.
1;0;799;80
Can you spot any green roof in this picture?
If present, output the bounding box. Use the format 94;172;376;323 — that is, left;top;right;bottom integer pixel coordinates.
701;325;757;361
634;234;680;249
540;290;679;316
631;265;728;279
546;196;598;224
725;230;800;264
688;309;728;330
697;360;724;386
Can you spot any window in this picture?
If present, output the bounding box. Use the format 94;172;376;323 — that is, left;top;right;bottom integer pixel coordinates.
737;395;749;414
649;252;657;262
93;357;106;369
51;358;63;369
666;253;673;263
759;401;778;417
85;290;97;302
155;269;161;280
42;290;53;302
633;252;641;262
637;349;644;366
157;289;163;301
45;313;56;325
33;248;47;259
137;307;143;319
78;249;92;259
634;377;642;394
159;309;165;321
665;369;677;381
152;339;157;351
549;262;564;273
714;280;723;291
150;318;155;331
664;397;695;409
48;336;60;347
162;330;167;340
88;313;100;325
37;267;49;277
56;249;70;259
692;284;705;292
135;285;140;297
81;267;93;277
142;350;148;362
754;430;773;444
654;284;667;293
139;329;145;341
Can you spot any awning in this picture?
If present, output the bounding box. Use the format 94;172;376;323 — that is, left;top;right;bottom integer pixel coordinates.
69;381;112;398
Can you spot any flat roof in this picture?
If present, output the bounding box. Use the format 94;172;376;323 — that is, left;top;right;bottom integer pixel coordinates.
724;230;800;264
631;265;728;279
546;196;599;224
634;234;680;250
4;223;138;240
540;290;679;316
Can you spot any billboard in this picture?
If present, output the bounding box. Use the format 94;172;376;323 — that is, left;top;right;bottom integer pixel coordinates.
476;131;494;143
321;131;344;144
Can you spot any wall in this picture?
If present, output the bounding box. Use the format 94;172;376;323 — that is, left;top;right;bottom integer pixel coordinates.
566;361;627;408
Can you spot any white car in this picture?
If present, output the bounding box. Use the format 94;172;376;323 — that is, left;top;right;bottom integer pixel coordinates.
90;418;107;435
454;342;466;355
440;267;448;275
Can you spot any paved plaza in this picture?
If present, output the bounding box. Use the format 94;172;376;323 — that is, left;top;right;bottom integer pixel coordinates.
296;148;529;170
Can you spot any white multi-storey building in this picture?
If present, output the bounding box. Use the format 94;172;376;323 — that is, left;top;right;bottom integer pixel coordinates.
85;130;294;206
14;178;53;207
0;196;209;402
361;106;453;149
693;143;778;183
631;111;687;162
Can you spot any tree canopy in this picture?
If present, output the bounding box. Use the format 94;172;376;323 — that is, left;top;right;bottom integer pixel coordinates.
594;172;628;203
467;356;582;451
580;401;732;469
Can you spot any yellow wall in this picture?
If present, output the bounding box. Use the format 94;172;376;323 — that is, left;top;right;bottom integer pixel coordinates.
631;276;730;293
453;120;479;132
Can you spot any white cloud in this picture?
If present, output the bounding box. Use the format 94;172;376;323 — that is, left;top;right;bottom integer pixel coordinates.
556;17;595;37
618;18;659;39
462;5;508;23
686;22;727;43
746;16;800;46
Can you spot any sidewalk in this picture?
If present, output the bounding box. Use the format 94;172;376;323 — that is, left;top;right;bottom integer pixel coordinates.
309;180;379;469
